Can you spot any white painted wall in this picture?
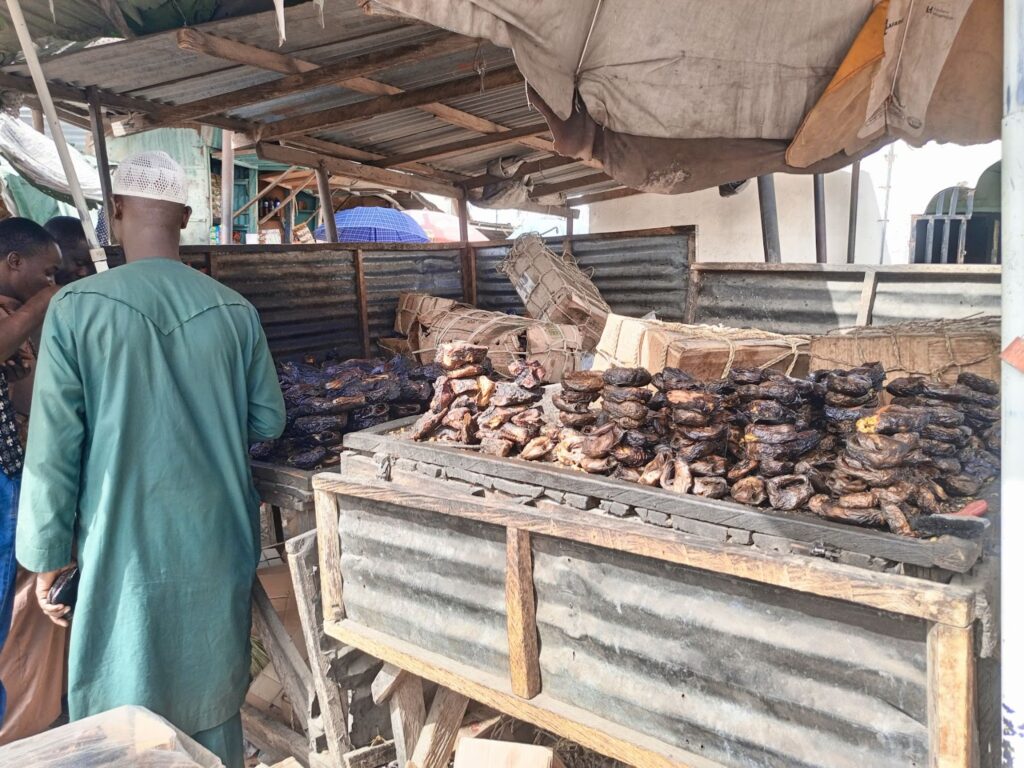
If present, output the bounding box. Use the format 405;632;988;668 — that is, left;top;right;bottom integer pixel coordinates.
588;167;884;264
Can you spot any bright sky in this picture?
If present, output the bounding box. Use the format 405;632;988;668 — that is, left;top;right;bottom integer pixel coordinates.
858;140;1001;263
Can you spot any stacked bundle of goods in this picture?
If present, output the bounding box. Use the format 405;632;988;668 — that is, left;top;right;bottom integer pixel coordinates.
251;355;437;469
410;342;550;459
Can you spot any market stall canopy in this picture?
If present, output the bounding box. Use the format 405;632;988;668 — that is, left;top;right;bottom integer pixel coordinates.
363;0;1002;193
0;111;102;201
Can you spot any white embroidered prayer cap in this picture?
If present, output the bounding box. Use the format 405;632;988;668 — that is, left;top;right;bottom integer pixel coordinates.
111;151;189;205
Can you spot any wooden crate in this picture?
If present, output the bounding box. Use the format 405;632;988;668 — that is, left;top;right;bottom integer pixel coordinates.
312;464;996;768
252;461;317;540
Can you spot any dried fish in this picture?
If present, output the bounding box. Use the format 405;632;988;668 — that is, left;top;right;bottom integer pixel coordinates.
730;476;767;505
693;476;729;499
438;341;488;369
603;367;653;387
562;371;605;393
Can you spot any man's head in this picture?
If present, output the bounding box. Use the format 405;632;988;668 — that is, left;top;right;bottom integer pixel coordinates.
0;217;61;302
109;151;191;257
44;216;95;280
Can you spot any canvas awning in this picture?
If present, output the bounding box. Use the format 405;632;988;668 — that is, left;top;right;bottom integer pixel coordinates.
363;0;1002;193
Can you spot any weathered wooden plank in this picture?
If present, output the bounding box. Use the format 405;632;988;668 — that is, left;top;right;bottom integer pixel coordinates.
371;663;408;705
856;271;879;326
341;427;982;573
342;741;396;768
286;531;352;764
252;579;313;737
312;478;977;627
506;528;541;699
242;703;310;768
314;489;345;622
408;687;470;768
354;249;371;358
326;620;718;768
389;674;426;768
928;623;978;767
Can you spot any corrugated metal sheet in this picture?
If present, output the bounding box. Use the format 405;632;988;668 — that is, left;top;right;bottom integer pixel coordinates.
531;536;928;768
362;247;464;348
476;230;693;322
339;501;510;675
206;246;364;359
691;267;1001;334
332;490;930;768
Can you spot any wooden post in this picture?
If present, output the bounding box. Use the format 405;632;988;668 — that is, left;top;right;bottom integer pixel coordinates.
847;160;860;264
855;271;878;326
86;87;115;246
287;531;353;764
408;687;470;768
30;107;43;132
252;579;313;736
757;175;781;263
317;163;338;242
506;528;541;699
241;703;311;767
354;248;371;357
563;203;574;256
927;623;977;767
457;193;475;304
313;489;345;622
221;130;235;245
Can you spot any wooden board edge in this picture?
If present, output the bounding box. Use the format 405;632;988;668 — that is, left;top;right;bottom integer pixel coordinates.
325;620;720;768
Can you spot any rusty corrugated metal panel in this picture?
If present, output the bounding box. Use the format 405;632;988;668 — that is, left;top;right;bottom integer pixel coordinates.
691;267;1001;334
476;230;693;322
207;246;364;359
531;535;929;768
333;488;929;768
339;501;511;674
361;247;464;347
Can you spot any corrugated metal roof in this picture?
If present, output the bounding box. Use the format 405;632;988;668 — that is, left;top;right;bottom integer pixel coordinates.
0;2;619;200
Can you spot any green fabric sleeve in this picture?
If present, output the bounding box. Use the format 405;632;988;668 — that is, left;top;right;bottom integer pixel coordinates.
246;310;285;444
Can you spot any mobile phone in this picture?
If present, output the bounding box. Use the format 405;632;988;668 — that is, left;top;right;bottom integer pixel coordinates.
48;567;80;615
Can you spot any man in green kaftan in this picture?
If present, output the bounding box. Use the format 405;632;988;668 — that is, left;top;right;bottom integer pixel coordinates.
15;151;286;768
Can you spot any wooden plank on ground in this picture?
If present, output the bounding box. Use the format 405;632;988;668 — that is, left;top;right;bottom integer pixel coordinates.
242;703;310;768
372;662;409;705
389;674;426;768
408;687;470;768
252;579;313;737
313;478;977;627
326;620;718;768
342;741;397;768
506;528;541;699
339;428;982;574
286;531;352;765
454;739;557;768
927;623;978;767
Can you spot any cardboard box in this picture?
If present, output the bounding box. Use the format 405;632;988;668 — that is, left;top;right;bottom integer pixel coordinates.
594;314;810;379
809;316;1000;386
498;234;611;350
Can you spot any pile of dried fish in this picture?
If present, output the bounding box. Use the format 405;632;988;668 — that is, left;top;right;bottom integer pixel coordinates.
410;342;550;458
251;355;438;470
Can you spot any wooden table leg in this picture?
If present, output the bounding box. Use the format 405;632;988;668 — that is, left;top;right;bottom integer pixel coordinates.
928;622;978;767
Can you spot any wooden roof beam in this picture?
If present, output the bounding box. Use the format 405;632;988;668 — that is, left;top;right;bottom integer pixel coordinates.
370;123;549;168
283;137;467;183
117;31;475;134
173;32;595;168
568;187;644;206
261;66;523;140
460;155;581;189
531;172;613;199
256;142;458;198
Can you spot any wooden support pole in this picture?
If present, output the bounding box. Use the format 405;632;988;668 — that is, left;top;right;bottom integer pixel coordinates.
564;203;574;256
252;578;313;737
371;123;548;168
813;173;828;264
221;130;235;244
286;531;353;764
462;156;580;190
388;675;426;768
30;107;43;132
354;248;372;357
313;489;345;622
371;663;409;705
568;188;639;207
86;87;115;246
506;528;541;699
531;172;611;199
316;164;338;243
408;687;470;768
462;246;478;306
855;271;879;326
757;175;782;263
927;623;977;767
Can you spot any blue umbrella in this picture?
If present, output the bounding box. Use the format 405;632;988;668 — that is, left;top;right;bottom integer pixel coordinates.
313;206;429;243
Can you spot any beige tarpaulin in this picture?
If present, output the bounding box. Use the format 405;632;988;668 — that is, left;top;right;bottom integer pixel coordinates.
362;0;1000;193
